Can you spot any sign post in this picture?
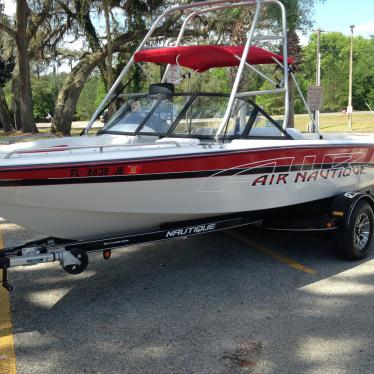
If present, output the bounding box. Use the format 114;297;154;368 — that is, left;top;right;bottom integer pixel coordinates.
307;85;323;132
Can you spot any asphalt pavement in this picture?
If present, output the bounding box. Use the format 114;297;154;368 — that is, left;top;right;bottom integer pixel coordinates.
1;221;374;374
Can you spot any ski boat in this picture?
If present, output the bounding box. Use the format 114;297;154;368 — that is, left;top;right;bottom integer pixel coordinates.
1;0;374;291
0;89;373;240
0;0;373;241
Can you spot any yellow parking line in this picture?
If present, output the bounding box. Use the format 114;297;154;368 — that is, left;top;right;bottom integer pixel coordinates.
0;229;16;374
228;231;316;274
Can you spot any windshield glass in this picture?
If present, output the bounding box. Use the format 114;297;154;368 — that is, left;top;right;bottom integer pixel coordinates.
172;96;253;137
102;95;189;134
99;93;284;139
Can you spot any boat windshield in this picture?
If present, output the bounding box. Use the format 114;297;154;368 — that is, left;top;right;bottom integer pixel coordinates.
171;95;289;139
101;94;189;135
100;93;288;140
172;95;252;137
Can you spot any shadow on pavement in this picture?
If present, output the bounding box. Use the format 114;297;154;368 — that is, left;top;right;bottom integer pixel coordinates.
6;224;374;374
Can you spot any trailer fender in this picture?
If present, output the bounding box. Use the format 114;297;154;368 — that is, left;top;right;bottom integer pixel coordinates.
329;192;374;229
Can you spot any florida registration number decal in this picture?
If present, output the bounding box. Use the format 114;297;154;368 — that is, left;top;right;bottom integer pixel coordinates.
69;165;142;178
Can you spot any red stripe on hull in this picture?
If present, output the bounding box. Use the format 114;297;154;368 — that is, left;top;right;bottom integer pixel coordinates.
0;145;373;182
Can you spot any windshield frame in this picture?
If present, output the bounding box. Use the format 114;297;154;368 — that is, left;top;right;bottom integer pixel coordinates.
98;92;292;141
99;93;193;137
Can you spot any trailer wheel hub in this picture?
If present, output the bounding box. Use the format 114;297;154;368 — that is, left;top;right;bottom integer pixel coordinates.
354;213;371;251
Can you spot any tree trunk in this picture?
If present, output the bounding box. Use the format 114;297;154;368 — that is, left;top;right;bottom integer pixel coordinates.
285;30;301;129
16;45;37;132
11;65;22;131
287;75;295;128
15;0;38;133
51;50;107;135
0;86;14;133
104;0;114;115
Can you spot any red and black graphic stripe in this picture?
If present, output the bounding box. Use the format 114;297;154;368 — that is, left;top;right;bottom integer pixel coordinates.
0;145;372;186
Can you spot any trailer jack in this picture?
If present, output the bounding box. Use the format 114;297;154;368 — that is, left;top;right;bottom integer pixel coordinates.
2;268;13;292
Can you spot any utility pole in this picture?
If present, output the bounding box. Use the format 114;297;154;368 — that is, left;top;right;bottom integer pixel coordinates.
348;25;355;131
314;29;322;132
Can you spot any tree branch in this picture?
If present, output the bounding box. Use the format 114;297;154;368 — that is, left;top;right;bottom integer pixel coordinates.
0;20;16;39
56;1;75;19
27;0;53;41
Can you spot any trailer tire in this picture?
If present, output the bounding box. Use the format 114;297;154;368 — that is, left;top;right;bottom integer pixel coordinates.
63;249;89;275
338;200;374;260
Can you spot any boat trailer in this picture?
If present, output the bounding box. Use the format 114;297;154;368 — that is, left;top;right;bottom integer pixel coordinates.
0;215;262;291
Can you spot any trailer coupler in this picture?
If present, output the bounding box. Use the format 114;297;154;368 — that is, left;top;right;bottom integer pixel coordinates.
0;247;87;292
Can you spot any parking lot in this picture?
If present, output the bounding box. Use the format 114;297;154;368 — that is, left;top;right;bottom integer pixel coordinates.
1;220;374;374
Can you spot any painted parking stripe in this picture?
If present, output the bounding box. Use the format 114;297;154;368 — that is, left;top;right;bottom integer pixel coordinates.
228;231;316;274
0;229;16;374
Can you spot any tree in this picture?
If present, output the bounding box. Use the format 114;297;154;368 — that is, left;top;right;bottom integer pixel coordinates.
0;0;53;132
304;33;374;112
57;0;111;91
0;5;15;132
31;73;64;121
0;53;15;132
302;32;349;112
352;36;374;111
103;0;114;91
51;25;177;135
255;32;374;116
51;1;188;135
76;75;105;120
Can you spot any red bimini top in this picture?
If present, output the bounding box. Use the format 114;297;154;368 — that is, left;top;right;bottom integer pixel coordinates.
134;45;293;72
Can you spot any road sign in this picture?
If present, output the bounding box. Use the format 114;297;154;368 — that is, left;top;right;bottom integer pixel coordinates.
307;85;323;111
347;105;353;114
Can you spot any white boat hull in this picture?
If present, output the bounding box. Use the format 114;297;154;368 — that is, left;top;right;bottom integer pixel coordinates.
0;156;373;239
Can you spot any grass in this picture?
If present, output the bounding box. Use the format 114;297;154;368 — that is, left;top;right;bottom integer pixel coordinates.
0;128;93;142
293;112;374;133
0;112;373;142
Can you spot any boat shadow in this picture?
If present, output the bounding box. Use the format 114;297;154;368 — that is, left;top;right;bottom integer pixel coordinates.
7;226;374;373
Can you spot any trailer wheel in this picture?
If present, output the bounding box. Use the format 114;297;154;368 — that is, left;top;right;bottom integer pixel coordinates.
63;249;89;275
338;201;374;260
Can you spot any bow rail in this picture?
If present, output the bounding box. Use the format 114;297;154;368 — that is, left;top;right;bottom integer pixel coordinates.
3;141;181;159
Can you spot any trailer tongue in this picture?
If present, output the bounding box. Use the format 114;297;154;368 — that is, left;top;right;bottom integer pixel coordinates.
0;214;261;291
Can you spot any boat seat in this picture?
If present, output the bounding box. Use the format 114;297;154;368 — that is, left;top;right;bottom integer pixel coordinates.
285;128;304;139
191;127;217;136
248;127;304;139
248;127;283;137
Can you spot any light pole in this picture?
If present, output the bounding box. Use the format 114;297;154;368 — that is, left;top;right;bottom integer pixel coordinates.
348;25;355;131
314;28;322;131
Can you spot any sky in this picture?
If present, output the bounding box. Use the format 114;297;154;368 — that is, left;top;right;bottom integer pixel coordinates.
2;0;13;16
310;0;374;39
3;0;373;42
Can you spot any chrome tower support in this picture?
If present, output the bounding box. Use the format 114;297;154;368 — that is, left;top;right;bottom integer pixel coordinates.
84;0;291;136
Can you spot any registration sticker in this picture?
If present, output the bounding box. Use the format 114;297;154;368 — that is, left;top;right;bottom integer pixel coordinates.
126;165;142;174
